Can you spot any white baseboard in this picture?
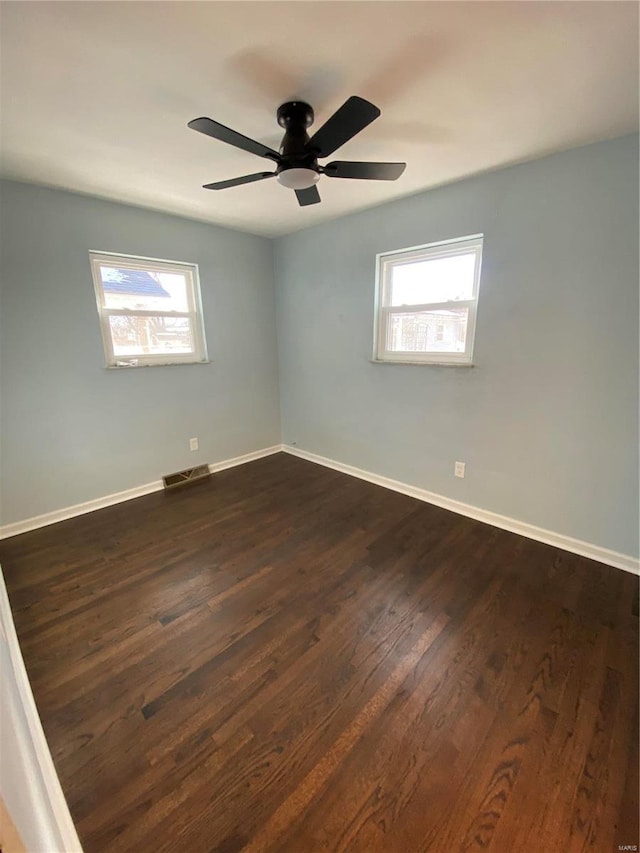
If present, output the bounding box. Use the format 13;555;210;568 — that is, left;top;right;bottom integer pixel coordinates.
2;443;637;576
0;480;166;540
207;445;282;474
282;445;639;576
0;445;282;540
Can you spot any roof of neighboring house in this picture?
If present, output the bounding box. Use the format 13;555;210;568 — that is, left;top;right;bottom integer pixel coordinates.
101;267;170;297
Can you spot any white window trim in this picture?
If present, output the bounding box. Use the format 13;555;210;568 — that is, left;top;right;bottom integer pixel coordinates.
89;251;209;368
373;234;483;366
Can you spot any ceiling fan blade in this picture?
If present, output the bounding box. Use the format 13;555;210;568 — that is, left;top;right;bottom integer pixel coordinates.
306;96;380;158
324;161;406;181
295;186;321;206
203;172;277;190
188;117;280;162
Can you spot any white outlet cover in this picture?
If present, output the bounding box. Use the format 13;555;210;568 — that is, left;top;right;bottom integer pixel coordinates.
454;461;466;478
190;438;199;451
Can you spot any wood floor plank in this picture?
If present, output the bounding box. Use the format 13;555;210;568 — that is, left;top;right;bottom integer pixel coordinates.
1;452;637;852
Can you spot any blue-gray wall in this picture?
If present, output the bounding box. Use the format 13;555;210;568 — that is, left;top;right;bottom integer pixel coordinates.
274;135;639;558
0;181;280;524
2;137;638;558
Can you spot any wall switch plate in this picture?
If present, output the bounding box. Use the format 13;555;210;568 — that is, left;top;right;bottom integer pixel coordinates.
189;437;199;452
454;461;466;478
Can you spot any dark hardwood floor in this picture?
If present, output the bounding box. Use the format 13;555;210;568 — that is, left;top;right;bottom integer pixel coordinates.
1;452;638;852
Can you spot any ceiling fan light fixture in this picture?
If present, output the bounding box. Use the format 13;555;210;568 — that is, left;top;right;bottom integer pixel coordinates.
277;168;320;190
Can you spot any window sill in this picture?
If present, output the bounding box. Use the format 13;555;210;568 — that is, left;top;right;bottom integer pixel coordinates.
106;360;211;369
370;359;474;368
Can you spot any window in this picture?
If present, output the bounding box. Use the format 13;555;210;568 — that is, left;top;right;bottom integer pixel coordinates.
90;251;208;367
374;235;483;365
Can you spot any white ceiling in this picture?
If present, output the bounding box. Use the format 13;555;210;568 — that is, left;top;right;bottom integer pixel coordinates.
1;1;638;238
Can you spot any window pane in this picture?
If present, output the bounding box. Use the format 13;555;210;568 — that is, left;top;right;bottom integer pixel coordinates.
101;266;190;312
108;316;194;356
387;308;469;353
390;252;476;306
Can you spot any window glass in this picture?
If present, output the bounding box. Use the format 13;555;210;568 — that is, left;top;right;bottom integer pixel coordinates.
90;252;208;367
390;253;476;306
375;236;483;365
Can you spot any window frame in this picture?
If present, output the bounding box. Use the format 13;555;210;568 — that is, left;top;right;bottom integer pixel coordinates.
89;250;209;368
373;234;483;366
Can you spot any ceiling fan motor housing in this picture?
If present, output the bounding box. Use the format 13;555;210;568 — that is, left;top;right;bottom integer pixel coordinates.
276;101;320;188
277;102;317;163
277;101;314;132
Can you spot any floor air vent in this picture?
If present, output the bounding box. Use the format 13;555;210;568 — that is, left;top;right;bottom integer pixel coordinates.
163;465;210;490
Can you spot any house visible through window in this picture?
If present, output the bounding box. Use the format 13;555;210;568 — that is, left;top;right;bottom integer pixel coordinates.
89;252;208;367
374;235;483;365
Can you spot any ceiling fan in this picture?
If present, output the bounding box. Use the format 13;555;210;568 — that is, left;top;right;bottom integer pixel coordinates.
188;96;406;206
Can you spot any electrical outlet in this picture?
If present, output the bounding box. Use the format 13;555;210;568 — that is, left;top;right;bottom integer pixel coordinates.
189;437;199;452
454;461;465;478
